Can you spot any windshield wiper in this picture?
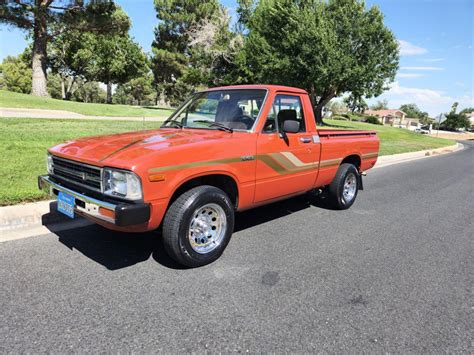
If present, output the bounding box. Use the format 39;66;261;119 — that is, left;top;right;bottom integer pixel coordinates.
161;120;183;128
193;120;233;133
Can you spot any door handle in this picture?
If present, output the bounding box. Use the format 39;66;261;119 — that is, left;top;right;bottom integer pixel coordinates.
300;137;312;143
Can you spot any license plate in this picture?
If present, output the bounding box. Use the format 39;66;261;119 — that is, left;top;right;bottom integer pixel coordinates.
57;192;75;218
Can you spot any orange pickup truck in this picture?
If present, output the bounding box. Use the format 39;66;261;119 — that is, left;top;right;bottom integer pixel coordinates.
39;85;379;267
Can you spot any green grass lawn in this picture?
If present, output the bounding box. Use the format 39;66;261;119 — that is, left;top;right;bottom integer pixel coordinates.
0;90;174;117
0;117;455;206
322;119;455;156
0;118;162;206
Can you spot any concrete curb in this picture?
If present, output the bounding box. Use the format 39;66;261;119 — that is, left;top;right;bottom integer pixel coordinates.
0;142;465;243
373;142;463;169
0;201;91;243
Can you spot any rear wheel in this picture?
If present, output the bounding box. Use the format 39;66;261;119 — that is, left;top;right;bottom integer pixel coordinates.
328;163;359;210
162;185;235;267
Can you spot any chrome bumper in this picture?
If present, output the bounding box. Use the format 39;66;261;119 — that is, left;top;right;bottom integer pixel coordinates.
38;175;150;226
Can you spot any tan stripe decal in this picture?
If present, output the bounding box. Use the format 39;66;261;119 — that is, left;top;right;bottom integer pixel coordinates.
319;158;342;168
280;152;318;167
149;157;243;173
148;152;351;175
268;153;318;173
362;152;378;159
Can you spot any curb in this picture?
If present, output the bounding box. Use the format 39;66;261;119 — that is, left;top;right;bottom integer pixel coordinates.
373;142;463;169
0;142;465;243
0;201;91;243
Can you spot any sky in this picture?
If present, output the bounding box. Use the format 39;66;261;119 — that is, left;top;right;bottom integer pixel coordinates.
0;0;473;116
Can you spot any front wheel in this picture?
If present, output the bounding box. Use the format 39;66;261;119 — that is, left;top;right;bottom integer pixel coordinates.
328;163;360;210
162;185;235;267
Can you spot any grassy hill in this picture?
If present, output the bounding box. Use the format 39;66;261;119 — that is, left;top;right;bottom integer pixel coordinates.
0;90;174;117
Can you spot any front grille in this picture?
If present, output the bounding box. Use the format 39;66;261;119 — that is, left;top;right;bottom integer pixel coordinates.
52;156;102;191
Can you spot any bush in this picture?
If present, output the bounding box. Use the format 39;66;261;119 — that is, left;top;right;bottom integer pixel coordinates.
364;115;382;125
332;115;348;120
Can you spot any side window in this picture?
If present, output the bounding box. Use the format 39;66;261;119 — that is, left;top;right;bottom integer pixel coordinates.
262;95;305;133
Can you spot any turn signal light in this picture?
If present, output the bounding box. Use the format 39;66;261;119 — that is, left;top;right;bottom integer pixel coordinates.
99;207;115;219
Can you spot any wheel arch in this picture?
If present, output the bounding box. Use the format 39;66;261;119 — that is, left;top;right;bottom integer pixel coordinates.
169;172;240;209
340;154;362;170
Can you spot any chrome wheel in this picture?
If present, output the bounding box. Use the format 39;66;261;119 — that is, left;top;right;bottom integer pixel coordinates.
188;203;227;254
343;173;357;202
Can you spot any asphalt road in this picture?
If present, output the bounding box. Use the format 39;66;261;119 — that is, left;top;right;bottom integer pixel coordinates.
1;142;473;353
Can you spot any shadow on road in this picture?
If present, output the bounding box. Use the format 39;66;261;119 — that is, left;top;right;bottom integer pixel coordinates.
52;194;334;270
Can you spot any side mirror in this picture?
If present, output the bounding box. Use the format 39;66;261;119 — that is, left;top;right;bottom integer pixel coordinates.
282;120;300;133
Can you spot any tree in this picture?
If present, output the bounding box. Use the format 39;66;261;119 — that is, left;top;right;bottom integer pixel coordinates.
187;7;244;87
150;0;220;105
73;80;106;103
370;99;389;110
450;102;459;114
115;73;154;106
326;100;348;115
460;107;474;115
46;72;63;98
46;6;142;103
235;0;255;33
48;30;97;100
239;0;399;124
441;112;470;131
86;34;147;103
344;94;368;113
0;0;128;96
399;103;431;124
399;103;428;118
0;55;32;93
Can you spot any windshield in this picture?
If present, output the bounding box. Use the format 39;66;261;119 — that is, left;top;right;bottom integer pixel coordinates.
162;89;267;131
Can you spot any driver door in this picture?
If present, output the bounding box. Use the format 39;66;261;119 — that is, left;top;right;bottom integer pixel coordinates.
254;94;320;203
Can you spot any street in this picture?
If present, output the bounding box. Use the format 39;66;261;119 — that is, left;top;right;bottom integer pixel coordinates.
1;142;472;352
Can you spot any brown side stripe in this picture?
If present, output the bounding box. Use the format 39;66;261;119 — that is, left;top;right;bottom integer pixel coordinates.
148;152;374;176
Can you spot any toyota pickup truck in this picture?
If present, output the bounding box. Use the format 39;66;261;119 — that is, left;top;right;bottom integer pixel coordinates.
39;85;379;267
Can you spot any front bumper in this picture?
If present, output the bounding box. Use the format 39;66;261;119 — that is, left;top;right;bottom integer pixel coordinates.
38;175;150;226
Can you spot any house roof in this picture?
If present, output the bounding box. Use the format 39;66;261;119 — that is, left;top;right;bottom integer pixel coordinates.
365;109;406;118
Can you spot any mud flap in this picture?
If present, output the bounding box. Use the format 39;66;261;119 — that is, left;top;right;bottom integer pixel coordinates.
358;173;364;190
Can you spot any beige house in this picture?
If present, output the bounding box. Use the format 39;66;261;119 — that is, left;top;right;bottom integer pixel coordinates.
365;109;406;125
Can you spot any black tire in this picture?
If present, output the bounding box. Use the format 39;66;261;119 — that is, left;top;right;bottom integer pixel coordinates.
162;185;235;268
328;163;359;210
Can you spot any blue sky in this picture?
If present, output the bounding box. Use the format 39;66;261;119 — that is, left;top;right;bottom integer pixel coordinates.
1;0;472;115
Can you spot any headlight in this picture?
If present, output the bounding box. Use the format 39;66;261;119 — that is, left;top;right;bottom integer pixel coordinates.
46;153;53;174
103;168;143;200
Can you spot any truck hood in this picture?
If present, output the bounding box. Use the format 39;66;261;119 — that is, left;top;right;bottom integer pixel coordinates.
49;128;231;166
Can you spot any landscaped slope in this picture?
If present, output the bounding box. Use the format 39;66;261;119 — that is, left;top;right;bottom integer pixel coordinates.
0;90;174;117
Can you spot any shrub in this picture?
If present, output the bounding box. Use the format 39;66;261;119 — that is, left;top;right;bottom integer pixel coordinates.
365;116;382;125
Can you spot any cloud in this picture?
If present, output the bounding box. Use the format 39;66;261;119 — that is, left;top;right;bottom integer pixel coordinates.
420;58;444;62
398;40;427;56
397;73;424;78
400;66;444;71
367;82;474;116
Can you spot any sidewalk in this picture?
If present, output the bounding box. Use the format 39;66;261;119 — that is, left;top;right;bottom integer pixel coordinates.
0;142;463;243
1;107;165;122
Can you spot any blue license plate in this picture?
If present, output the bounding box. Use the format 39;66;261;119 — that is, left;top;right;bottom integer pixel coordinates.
57;192;75;218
